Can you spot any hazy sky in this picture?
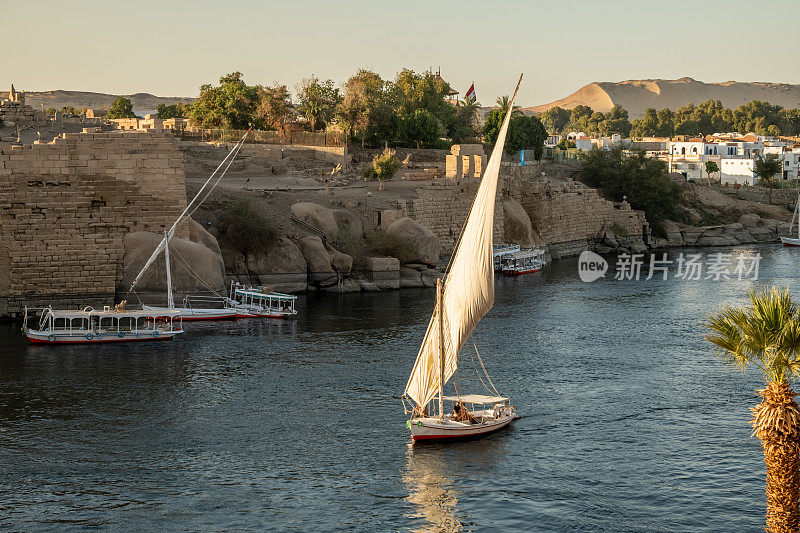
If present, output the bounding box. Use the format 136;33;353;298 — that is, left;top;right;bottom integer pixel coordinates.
5;0;799;107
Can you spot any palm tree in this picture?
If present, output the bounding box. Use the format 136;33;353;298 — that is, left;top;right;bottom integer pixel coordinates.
702;286;800;533
495;95;521;117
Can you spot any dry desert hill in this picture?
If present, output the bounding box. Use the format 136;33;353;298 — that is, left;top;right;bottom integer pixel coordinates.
0;90;195;115
524;78;800;118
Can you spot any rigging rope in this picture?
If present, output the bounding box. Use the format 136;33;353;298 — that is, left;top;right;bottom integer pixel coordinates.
472;340;501;397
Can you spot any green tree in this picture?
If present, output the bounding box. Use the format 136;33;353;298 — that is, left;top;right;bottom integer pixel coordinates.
448;97;481;143
337;69;387;146
107;97;136;119
755;156;783;203
255;84;294;135
296;76;341;132
577;146;681;230
539;106;571;134
400;109;440;148
506;115;547;159
702;286;800;533
189;72;260;129
495;95;522;117
631;108;659;137
156;103;188;119
366;148;401;190
389;69;453;127
705;160;720;181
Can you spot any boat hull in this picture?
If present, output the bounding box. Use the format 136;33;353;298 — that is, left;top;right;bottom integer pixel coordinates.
142;305;237;321
235;309;296;319
503;267;542;276
781;237;800;247
410;414;518;441
25;330;181;344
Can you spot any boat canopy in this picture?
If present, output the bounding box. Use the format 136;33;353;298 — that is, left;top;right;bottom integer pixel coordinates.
234;289;297;301
442;395;509;404
44;309;182;319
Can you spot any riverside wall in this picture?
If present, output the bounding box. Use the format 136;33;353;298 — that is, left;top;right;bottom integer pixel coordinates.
0;132;187;316
393;165;647;257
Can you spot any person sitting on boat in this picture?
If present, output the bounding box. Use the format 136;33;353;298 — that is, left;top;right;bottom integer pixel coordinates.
452;402;478;424
492;403;505;419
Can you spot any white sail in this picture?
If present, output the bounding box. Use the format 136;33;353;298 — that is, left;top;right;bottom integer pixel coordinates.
405;76;522;409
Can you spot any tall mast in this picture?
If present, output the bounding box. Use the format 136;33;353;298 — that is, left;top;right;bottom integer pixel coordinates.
437;278;445;418
164;231;174;308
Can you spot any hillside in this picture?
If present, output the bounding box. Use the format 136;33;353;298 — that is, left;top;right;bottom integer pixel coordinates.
524;78;800;119
0;90;195;115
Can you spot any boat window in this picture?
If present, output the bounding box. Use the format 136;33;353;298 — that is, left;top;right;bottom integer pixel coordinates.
99;317;114;331
119;317;134;332
136;317;148;330
54;317;67;329
71;318;88;330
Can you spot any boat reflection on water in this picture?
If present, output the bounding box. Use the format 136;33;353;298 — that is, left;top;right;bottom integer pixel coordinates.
403;446;463;533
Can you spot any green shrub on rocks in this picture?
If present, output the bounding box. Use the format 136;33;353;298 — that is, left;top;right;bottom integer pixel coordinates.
218;197;280;259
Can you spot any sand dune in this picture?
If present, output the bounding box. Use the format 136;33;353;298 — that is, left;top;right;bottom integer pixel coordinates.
0;90;195;115
524;77;800;118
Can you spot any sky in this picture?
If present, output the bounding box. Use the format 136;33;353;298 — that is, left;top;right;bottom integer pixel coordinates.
4;0;800;107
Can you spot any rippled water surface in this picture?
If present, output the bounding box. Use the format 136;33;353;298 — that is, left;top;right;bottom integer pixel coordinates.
1;245;798;531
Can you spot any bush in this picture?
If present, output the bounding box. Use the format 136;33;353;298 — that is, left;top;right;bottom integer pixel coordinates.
610;222;629;237
371;148;400;190
218;196;280;257
578;146;682;228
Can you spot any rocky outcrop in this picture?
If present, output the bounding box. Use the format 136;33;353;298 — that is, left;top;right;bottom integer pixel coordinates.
245;237;307;292
184;217;222;257
503;198;539;247
121;231;225;293
291;202;339;241
385;218;441;267
399;264;443;288
650;219;788;248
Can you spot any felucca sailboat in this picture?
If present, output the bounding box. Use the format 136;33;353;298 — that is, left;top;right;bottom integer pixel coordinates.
403;75;522;441
780;190;800;246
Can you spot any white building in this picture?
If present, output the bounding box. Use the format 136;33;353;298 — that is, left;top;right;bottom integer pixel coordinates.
720;158;756;186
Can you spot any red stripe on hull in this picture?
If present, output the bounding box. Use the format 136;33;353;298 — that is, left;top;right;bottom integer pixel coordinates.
783;243;800;247
504;268;542;276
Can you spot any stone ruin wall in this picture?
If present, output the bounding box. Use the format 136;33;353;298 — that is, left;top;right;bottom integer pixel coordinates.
0;132;187;316
393;165;648;257
397;178;505;254
504;168;649;255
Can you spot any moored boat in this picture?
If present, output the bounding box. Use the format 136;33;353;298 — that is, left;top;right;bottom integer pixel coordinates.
492;244;521;271
228;283;297;318
403;75;523;443
501;248;546;275
23;305;182;344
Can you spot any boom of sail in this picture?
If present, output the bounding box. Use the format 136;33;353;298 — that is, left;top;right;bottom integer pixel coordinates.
404;76;522;409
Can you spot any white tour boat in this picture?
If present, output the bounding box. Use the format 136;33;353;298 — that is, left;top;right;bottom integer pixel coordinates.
403;75;523;442
492;244;521;271
22;305;182;344
501;247;547;276
781;190;800;246
228;283;298;318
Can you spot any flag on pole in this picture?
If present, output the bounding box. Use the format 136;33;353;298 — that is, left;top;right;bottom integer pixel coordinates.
465;83;476;101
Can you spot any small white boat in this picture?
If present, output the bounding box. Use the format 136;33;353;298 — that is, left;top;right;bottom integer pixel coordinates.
22;305;183;344
408;395;518;441
492;244;521;271
403;75;523;443
228;283;297;319
501;248;547;276
781;190;800;246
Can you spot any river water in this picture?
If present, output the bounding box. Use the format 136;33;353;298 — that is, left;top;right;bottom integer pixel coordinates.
1;245;798;532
